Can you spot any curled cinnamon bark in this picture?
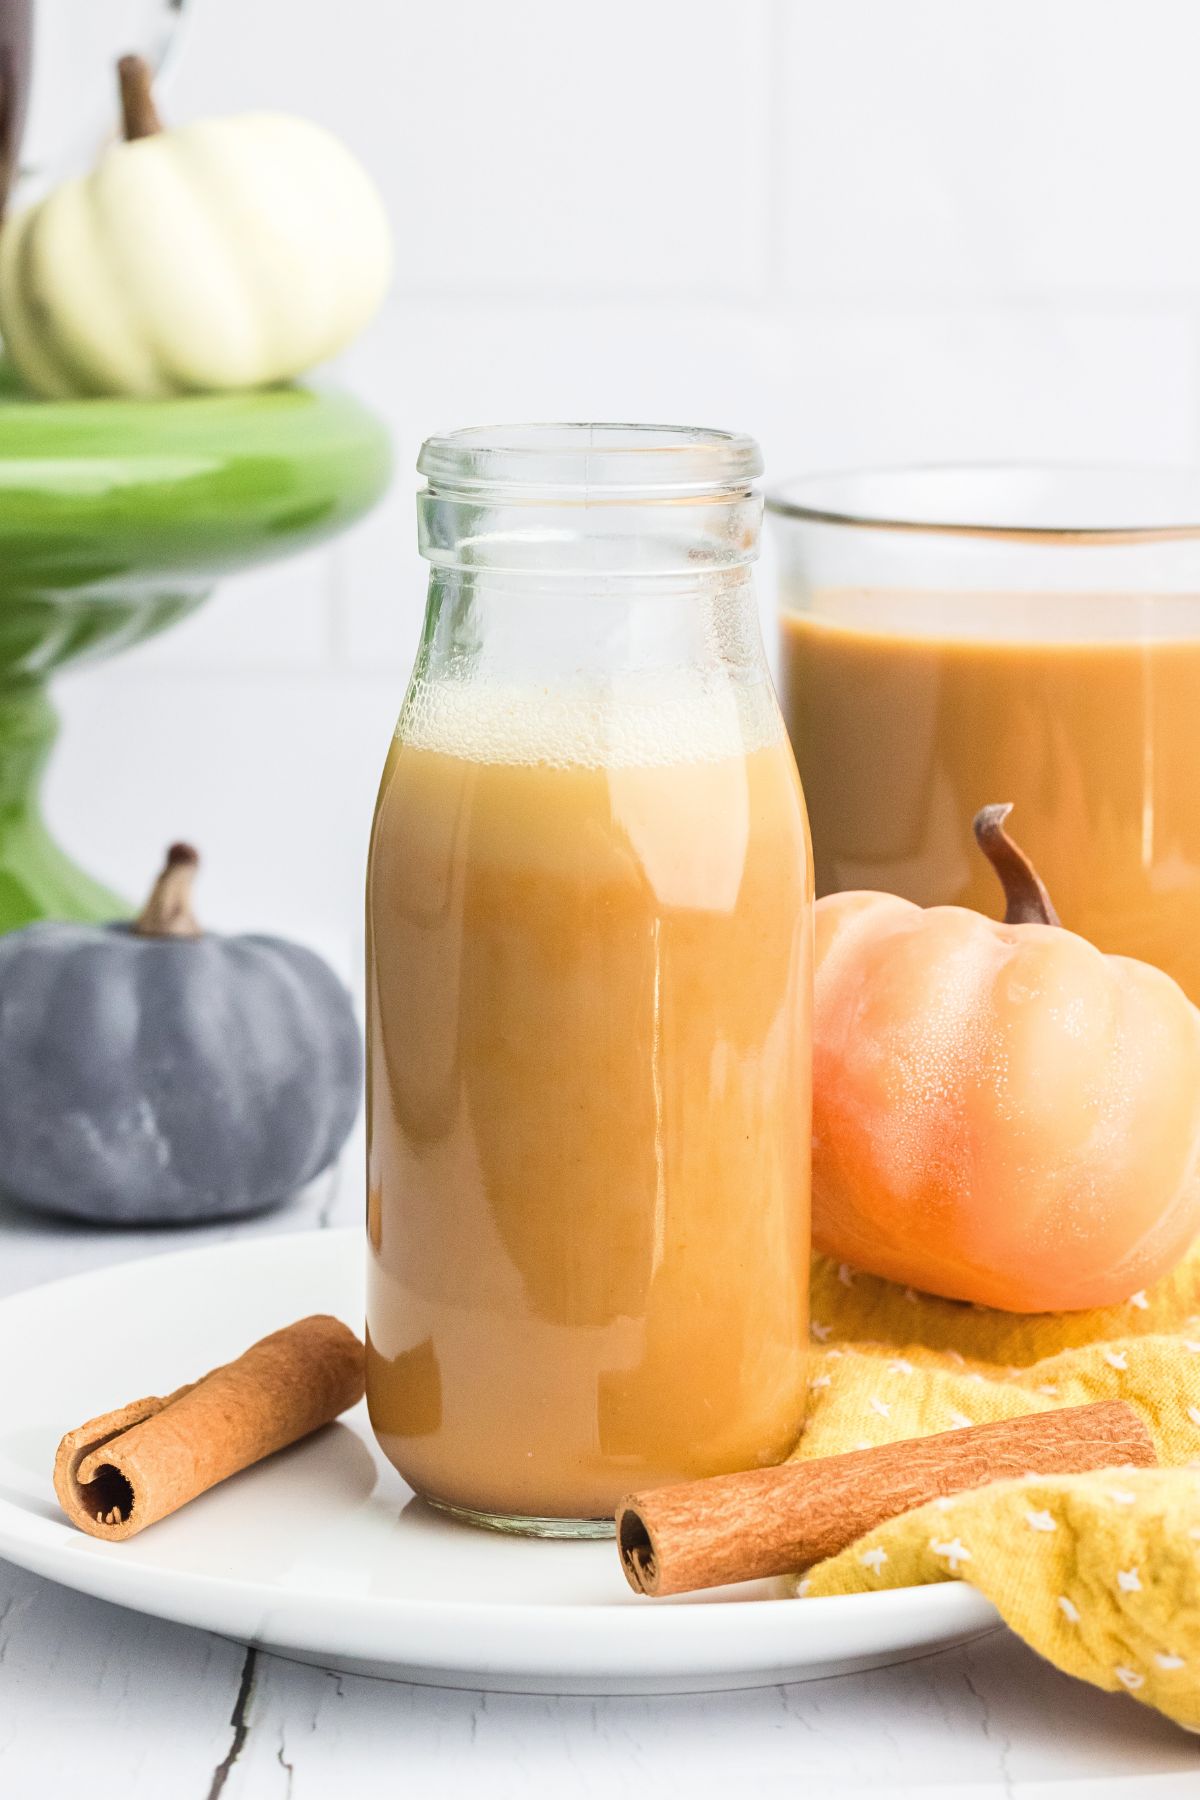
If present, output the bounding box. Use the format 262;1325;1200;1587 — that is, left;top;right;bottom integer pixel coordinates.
54;1315;365;1540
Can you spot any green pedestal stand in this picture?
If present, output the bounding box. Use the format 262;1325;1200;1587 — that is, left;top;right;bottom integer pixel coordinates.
0;371;390;931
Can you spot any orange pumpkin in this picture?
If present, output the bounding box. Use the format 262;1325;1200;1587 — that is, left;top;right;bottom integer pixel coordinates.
813;804;1200;1311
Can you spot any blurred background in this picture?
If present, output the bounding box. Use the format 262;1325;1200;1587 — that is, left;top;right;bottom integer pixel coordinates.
39;0;1200;967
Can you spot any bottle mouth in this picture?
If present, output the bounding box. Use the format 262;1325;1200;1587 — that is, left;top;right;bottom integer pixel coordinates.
418;422;764;503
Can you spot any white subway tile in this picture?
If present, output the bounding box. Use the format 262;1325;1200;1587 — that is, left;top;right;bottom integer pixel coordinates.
168;0;772;298
779;0;1200;297
332;487;426;677
47;670;402;954
759;307;1199;471
113;548;336;675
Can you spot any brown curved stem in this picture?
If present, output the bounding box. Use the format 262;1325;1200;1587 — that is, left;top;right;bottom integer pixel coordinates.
134;844;202;939
972;804;1061;927
117;54;162;141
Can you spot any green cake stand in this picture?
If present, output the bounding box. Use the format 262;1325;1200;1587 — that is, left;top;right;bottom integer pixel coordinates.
0;367;390;931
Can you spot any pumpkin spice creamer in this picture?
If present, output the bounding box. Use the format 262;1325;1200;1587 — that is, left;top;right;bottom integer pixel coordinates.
366;426;813;1533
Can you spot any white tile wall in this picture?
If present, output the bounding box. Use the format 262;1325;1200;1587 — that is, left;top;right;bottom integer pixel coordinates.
167;0;774;298
125;550;335;673
779;0;1200;298
39;0;1200;952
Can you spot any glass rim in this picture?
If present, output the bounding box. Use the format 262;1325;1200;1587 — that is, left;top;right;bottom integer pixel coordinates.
765;462;1200;545
417;422;764;500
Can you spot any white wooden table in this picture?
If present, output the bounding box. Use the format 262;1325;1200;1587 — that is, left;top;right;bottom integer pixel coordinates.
1;1155;1197;1799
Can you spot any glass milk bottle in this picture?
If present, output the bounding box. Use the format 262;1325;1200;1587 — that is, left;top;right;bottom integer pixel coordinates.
768;466;1200;1003
367;424;812;1536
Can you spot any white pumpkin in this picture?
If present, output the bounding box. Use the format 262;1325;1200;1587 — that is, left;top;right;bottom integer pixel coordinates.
0;110;392;398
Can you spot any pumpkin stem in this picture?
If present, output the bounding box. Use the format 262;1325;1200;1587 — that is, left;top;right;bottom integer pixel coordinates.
117;55;162;142
133;843;202;939
972;803;1061;927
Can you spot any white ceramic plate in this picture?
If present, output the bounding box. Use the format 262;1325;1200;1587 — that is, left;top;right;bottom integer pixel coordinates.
0;1229;999;1694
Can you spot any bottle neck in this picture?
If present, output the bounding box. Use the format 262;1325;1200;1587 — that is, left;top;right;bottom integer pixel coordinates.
402;565;782;769
415;564;768;690
417;483;763;581
408;426;772;762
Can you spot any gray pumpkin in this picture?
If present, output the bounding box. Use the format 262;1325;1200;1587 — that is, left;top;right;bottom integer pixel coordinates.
0;844;361;1223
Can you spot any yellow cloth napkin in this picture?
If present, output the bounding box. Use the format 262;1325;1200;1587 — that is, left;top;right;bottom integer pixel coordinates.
791;1244;1200;1728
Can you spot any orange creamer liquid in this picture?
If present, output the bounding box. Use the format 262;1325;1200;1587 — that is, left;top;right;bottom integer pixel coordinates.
366;682;812;1521
779;596;1200;1002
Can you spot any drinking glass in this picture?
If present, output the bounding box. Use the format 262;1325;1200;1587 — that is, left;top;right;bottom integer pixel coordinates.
769;465;1200;999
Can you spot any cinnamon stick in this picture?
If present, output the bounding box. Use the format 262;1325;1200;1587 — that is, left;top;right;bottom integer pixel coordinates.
617;1399;1154;1597
54;1315;365;1541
